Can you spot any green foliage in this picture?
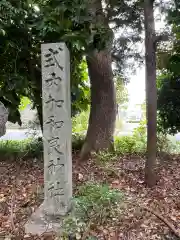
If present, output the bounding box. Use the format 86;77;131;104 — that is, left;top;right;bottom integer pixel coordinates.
71;109;180;155
62;183;124;239
164;135;180;154
134;119;180;154
0;134;83;159
157;2;180;135
19;97;31;111
114;135;145;154
115;76;129;105
157;133;175;154
115;119;180;155
0;138;43;160
95;151;117;163
157;74;180;135
75;183;124;220
71;60;90;115
0;0;90;125
34;133;85;151
133;119;146;140
113;121;146;154
72;108;89;134
71;109;89;151
72;134;85;151
0;0;146;126
0;0;37;125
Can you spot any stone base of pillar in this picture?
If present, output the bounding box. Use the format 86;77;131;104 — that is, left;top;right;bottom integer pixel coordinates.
25;203;64;235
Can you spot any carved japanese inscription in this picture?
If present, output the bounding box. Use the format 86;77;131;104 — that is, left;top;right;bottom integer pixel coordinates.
41;43;72;216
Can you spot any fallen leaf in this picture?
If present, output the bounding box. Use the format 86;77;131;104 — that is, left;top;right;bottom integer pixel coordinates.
75;233;81;240
78;173;83;181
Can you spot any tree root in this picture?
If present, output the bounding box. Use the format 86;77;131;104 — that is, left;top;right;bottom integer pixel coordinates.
80;141;92;162
143;206;180;239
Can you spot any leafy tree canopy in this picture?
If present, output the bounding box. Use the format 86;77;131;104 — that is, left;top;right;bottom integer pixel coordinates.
157;1;180;134
0;0;90;125
0;0;145;125
115;76;129;106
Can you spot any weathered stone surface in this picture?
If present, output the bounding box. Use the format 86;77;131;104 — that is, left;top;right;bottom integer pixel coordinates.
24;204;63;235
25;42;72;235
0;102;8;137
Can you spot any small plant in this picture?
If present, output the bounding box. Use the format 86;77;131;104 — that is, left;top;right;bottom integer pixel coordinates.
157;133;180;154
72;109;89;134
114;136;141;154
94;151;117;163
131;119;180;154
62;183;124;239
23;138;43;158
133;119;147;139
72;134;85;151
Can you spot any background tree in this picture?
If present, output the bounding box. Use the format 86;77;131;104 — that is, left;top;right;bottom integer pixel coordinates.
143;0;173;186
157;0;180;135
2;0;169;167
144;0;157;186
25;0;143;159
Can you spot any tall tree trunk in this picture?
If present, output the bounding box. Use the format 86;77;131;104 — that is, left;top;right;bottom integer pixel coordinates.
80;51;116;159
80;0;116;160
144;0;157;187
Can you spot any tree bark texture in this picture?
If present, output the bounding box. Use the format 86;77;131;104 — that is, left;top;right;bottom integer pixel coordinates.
144;0;157;187
80;0;116;160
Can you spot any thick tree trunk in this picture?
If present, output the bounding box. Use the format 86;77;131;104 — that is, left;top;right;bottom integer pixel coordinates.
80;0;116;160
144;0;157;187
80;50;116;160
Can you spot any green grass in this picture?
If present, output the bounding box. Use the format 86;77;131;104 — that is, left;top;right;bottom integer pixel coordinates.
1;128;179;161
1;114;180;161
1;131;178;161
0;134;85;160
0;138;43;160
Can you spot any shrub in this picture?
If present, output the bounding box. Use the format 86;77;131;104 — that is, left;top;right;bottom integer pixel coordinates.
75;183;124;221
72;109;89;134
0;138;43;160
62;183;124;239
115;136;136;154
132;119;180;154
72;133;85;151
114;135;146;154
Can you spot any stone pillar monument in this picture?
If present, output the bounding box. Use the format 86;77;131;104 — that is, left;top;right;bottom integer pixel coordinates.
25;43;72;235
